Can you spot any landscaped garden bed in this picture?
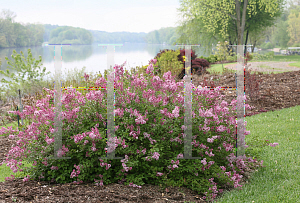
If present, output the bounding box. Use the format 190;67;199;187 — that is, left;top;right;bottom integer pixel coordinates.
0;50;299;202
187;67;300;118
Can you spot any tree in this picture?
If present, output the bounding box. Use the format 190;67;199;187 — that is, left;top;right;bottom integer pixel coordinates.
215;0;277;53
0;49;51;97
0;34;6;47
247;0;300;49
238;0;285;53
176;0;286;50
144;29;163;44
222;0;285;53
174;3;226;56
0;11;49;48
265;9;291;49
173;0;300;53
14;22;28;47
247;21;272;52
275;20;291;48
0;9;17;47
287;9;300;46
43;24;60;42
0;9;17;23
25;23;44;46
64;30;74;40
285;0;300;9
49;26;93;45
144;27;181;45
154;30;160;44
0;18;16;47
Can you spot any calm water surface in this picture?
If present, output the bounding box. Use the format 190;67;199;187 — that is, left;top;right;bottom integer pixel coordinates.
0;43;259;90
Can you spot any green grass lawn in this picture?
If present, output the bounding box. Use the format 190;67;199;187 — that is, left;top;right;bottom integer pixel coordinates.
0;53;299;202
213;105;300;202
0;120;18;130
0;120;34;181
268;54;300;63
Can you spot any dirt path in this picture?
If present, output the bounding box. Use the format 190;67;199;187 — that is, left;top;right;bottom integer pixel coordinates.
224;61;300;74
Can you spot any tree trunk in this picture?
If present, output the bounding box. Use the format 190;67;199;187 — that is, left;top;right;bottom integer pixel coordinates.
251;40;256;53
228;36;235;56
236;0;248;46
244;30;249;55
236;0;241;45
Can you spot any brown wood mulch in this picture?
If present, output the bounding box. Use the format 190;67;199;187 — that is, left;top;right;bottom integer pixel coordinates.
188;65;300;118
0;65;299;202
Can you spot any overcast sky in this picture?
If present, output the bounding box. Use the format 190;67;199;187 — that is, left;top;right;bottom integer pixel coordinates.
1;0;184;33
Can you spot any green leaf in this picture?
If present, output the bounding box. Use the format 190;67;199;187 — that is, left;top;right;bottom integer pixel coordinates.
1;78;8;83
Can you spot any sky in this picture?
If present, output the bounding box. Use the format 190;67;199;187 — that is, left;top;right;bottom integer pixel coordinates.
1;0;184;33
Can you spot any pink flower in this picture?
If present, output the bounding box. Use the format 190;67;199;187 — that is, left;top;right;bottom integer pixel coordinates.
201;158;207;165
207;138;214;143
156;172;163;176
89;132;96;139
135;114;146;124
152;152;160;160
172;106;180;118
269;143;279;147
8;134;15;139
146;64;154;74
23;175;30;182
84;73;90;81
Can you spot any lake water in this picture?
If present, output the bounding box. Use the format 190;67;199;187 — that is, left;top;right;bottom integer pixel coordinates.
0;43;259;91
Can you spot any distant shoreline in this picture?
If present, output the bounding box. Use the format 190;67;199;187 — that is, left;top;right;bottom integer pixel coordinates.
0;42;175;49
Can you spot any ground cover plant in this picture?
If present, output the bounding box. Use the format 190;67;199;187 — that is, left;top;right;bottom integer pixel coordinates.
0;50;298;201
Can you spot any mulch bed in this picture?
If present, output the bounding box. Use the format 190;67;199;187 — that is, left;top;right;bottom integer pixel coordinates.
0;66;299;202
188;66;300;117
0;134;263;203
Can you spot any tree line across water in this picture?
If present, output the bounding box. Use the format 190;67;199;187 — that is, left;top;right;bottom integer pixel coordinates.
0;9;44;48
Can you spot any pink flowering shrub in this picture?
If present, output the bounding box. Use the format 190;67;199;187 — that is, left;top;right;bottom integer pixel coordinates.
0;58;267;201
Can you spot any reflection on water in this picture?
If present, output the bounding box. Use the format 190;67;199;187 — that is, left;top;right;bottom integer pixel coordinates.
0;43;259;92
